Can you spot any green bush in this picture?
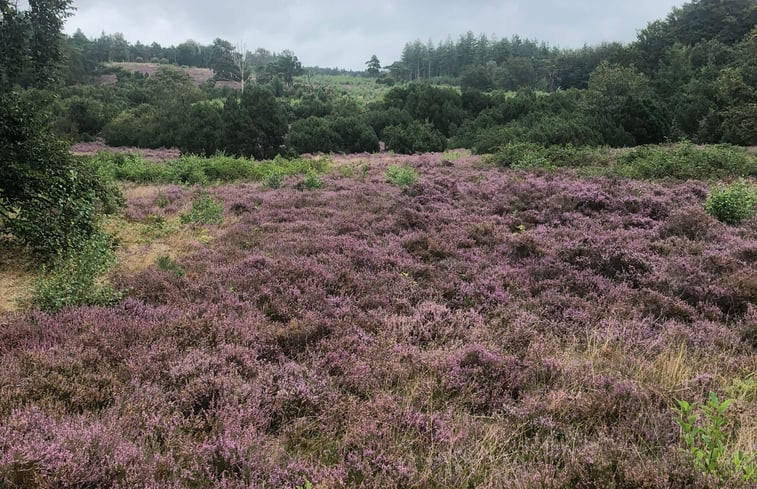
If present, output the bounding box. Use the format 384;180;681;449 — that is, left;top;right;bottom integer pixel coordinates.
1;91;124;259
33;232;122;312
617;141;756;180
487;143;610;169
303;170;322;189
704;179;757;224
91;152;329;185
385;164;418;187
180;194;224;225
265;169;283;189
383;121;447;154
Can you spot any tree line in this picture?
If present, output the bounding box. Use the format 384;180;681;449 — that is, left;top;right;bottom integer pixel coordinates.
382;0;756;93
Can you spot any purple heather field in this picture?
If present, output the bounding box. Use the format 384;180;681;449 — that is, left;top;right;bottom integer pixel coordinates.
1;153;755;488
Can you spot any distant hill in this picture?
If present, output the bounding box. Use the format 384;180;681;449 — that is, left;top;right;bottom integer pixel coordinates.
97;62;242;89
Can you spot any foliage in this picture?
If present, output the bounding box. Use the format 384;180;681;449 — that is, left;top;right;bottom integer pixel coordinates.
704;179;757;224
287;116;379;154
222;85;288;159
93;152;328;185
2;153;756;488
487;143;609;169
383;121;446;154
180;193;224;225
32;231;121;311
365;55;381;77
383;83;465;137
616;142;756;180
287;117;339;154
155;255;185;277
0;91;123;258
303;170;322;190
385;164;418;186
674;392;756;482
265;168;283;189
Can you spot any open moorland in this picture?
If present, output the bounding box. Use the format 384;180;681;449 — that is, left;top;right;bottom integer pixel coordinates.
1;149;755;488
2;0;757;487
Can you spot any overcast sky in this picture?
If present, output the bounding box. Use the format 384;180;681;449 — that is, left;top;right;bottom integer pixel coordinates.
62;0;685;70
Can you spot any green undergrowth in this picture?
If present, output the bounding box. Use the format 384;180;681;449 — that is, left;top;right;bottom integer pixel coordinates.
91;152;330;185
487;141;756;180
33;231;122;312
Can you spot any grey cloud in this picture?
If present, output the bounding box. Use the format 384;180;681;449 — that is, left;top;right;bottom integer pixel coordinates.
65;0;684;70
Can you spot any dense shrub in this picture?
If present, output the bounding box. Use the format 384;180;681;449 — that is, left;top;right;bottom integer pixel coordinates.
364;107;413;139
704;179;757;224
617;142;756;180
383;121;446;154
383;84;465;136
1;92;123;259
288;117;340;154
221;86;288;159
329;116;380;153
487;143;610;169
92;152;329;185
176;101;223;156
102;104;162;147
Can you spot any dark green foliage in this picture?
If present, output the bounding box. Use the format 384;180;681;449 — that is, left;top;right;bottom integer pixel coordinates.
619;94;671;145
383;121;446;154
461;88;493;116
209;38;239;80
102;104;162;147
288;117;339;154
56;96;107;138
365;55;381;77
329;116;379;153
156;255;186;277
704;180;756;224
364;107;413;139
383;84;465;137
177;101;223;155
0;91;122;258
0;0;73;89
222;86;287;159
460;65;494;91
488;143;609;169
287;116;378;154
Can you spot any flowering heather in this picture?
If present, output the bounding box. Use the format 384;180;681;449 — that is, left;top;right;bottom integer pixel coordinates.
1;153;755;488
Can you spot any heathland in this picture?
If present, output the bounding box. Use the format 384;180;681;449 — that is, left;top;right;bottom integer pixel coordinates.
1;0;756;487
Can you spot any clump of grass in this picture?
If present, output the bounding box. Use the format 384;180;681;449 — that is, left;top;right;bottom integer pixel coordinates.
385;164;418;187
33;232;122;311
180;194;224;225
704;179;757;224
